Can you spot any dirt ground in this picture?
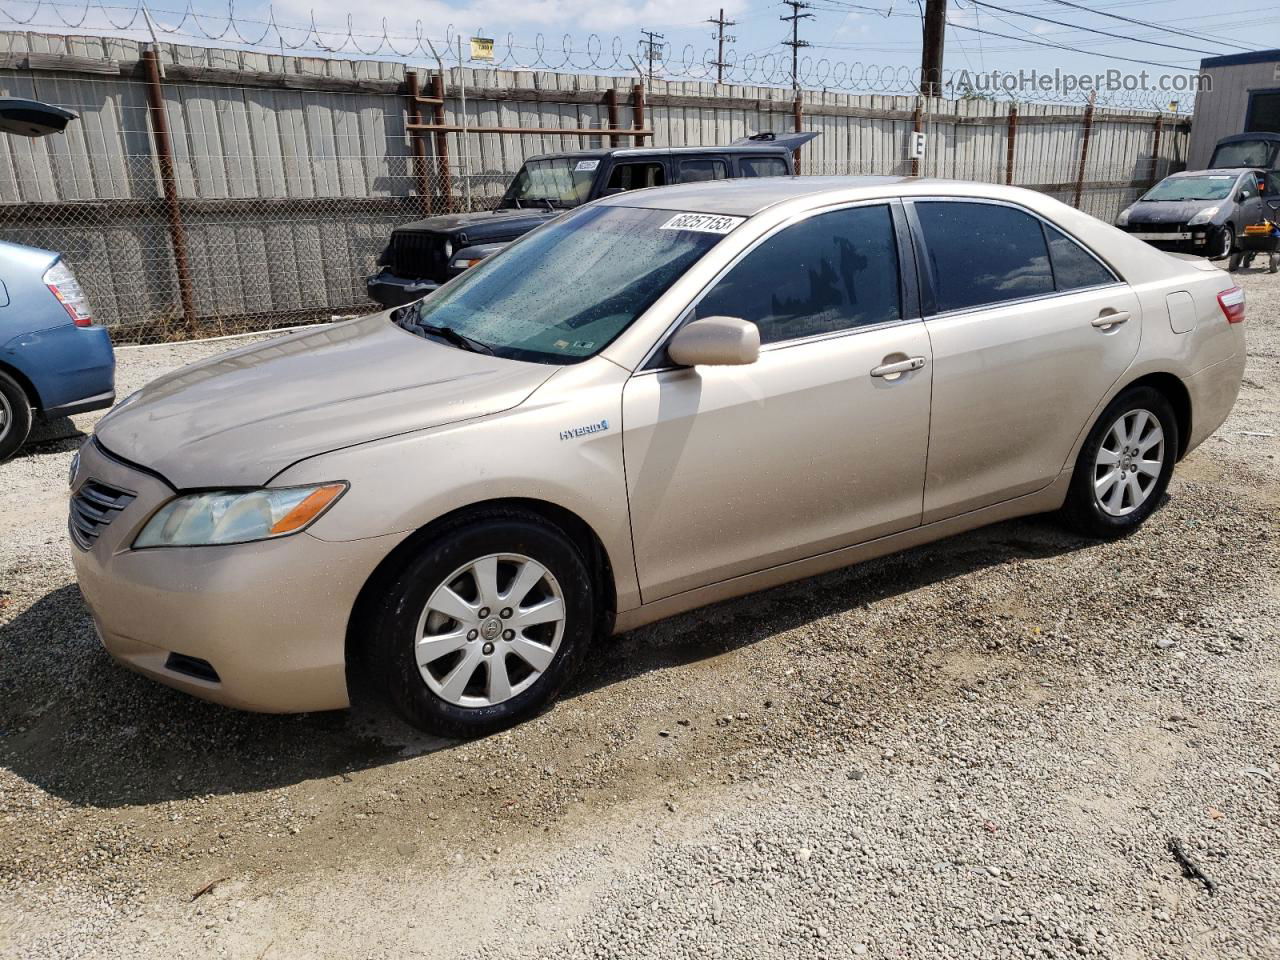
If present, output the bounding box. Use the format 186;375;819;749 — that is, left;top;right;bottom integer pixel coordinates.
1;270;1277;960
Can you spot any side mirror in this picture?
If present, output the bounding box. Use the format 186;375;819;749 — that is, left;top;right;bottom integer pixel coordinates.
668;316;760;367
1238;191;1249;202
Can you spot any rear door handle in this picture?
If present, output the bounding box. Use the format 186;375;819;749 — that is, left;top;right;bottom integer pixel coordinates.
1092;311;1130;328
870;356;927;378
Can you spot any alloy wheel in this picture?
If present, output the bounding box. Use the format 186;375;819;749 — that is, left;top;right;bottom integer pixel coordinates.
1093;408;1165;517
415;553;566;708
0;389;11;440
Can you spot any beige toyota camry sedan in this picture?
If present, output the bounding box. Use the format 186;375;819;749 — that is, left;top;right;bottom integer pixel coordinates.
70;177;1246;736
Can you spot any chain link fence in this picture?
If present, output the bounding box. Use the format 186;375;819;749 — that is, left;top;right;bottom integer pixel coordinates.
0;36;1188;345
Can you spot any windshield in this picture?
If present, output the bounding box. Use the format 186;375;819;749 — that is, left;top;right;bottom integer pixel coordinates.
500;158;597;209
1209;139;1278;169
1141;175;1238;202
411;205;733;363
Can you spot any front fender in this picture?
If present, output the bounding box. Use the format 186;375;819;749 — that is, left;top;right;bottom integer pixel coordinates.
271;357;640;611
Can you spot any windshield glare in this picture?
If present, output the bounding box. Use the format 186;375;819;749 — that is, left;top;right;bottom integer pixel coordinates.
502;158;596;208
411;205;730;363
1210;140;1277;169
1141;175;1238;202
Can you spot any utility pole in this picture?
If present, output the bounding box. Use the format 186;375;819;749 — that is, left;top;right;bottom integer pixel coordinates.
640;29;665;84
780;1;813;93
919;0;945;97
707;8;737;85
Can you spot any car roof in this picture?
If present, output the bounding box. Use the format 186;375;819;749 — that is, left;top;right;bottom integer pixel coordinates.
1216;132;1280;144
595;175;914;216
526;144;792;162
1165;168;1258;178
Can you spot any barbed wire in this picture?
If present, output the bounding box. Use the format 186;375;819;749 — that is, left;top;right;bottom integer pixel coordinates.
0;0;1192;107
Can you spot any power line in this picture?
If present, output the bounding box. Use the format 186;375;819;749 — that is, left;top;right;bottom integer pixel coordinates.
947;20;1197;69
708;8;738;84
780;0;815;91
1036;0;1255;52
961;0;1228;55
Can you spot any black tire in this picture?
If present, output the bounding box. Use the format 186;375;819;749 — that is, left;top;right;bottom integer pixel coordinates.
1059;385;1179;540
1210;224;1234;262
0;371;33;463
367;509;595;737
1227;251;1243;272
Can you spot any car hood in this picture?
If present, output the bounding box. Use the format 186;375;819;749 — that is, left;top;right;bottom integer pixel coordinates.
94;314;558;488
393;209;557;240
1127;200;1224;224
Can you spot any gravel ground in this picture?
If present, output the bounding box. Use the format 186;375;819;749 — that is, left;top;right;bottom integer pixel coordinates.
1;274;1277;960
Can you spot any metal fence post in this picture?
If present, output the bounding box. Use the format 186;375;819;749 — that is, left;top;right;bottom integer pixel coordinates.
910;102;923;177
605;88;620;148
1005;105;1018;185
1150;113;1164;187
431;72;452;212
1073;99;1095;209
141;46;196;334
632;83;647;142
793;94;804;175
405;71;433;216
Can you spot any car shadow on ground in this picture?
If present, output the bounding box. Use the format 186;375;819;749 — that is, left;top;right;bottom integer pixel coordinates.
0;513;1102;809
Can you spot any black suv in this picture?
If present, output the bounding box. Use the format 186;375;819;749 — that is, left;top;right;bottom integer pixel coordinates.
367;138;806;308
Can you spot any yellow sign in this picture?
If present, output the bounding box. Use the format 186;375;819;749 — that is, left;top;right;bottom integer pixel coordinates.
470;37;494;61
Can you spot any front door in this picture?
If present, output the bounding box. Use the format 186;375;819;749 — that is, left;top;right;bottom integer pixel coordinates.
908;199;1142;521
622;202;933;602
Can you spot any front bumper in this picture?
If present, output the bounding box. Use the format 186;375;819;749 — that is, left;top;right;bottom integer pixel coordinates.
69;438;408;714
366;267;440;308
1119;224;1217;255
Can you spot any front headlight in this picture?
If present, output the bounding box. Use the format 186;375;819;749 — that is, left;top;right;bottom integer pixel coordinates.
133;483;347;548
1188;206;1220;225
1116;207;1131;226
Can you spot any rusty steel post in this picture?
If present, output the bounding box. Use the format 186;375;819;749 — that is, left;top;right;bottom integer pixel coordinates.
141;46;197;334
605;87;620;148
431;72;452;212
1005;105;1018;185
405;71;432;216
793;94;804;175
632;83;647;141
1073;99;1095;209
1150;113;1164;187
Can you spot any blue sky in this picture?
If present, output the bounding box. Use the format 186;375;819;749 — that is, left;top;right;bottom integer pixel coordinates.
5;0;1276;106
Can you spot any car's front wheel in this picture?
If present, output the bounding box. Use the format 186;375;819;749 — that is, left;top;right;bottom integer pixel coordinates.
1210;224;1235;261
1060;386;1179;540
368;509;595;737
0;371;33;463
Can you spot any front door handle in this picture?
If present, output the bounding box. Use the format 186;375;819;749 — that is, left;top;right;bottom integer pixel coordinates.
870;356;927;378
1092;311;1131;328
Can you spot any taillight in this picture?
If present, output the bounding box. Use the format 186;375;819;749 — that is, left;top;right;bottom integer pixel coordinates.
42;259;93;327
1217;285;1245;324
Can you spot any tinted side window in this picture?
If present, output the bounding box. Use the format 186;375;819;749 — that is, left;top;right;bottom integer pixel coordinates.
678;158;728;183
739;156;789;178
607;162;666;190
694;205;901;345
1044;224;1116;291
916;201;1053;312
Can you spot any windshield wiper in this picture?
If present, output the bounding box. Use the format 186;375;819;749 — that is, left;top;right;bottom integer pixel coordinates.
405;313;493;354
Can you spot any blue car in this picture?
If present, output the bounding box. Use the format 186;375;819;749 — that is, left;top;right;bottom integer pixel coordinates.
0;96;115;462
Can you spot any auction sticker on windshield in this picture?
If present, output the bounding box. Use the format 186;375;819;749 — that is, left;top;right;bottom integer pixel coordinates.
660;213;746;235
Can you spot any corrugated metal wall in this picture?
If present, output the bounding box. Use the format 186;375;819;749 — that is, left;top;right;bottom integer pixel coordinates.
1187;57;1280;168
0;31;1191;342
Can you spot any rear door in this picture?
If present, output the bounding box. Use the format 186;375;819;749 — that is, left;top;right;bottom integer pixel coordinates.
907;198;1141;522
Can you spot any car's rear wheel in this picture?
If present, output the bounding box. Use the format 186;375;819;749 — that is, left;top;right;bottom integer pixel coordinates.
0;372;33;463
1060;386;1178;540
368;510;594;737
